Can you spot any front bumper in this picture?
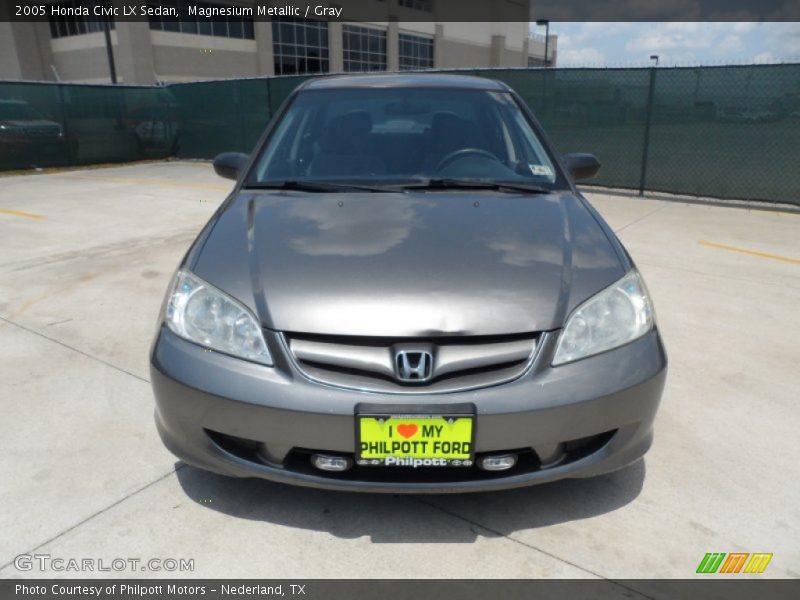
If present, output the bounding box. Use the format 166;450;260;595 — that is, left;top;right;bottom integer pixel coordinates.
151;327;667;493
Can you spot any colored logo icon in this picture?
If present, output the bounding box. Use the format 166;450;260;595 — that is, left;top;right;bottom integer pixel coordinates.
696;553;773;574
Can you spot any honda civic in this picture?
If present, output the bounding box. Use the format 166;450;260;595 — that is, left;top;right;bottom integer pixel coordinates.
150;74;667;493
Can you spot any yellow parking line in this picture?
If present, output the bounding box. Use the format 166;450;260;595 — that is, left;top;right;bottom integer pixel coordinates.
7;273;98;320
0;207;45;220
699;240;800;265
58;173;230;192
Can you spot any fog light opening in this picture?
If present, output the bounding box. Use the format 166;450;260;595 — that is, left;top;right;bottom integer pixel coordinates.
478;454;518;472
311;454;352;472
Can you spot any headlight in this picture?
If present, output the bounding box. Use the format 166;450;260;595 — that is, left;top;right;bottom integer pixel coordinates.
0;125;22;137
553;269;654;366
165;269;272;365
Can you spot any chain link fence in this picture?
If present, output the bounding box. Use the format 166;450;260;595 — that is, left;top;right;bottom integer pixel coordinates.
2;64;799;204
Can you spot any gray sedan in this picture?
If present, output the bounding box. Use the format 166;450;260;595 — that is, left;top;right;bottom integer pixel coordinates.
150;74;667;493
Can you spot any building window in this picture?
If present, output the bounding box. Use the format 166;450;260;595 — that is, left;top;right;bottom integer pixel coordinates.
48;1;115;39
272;18;329;76
398;0;433;12
398;33;433;70
147;1;255;40
343;25;387;72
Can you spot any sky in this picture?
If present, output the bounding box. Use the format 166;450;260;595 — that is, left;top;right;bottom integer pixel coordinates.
545;22;800;67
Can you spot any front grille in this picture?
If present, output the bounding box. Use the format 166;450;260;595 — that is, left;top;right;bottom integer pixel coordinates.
283;332;538;393
25;126;60;138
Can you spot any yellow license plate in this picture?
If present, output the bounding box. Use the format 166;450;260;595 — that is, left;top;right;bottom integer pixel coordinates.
357;415;474;467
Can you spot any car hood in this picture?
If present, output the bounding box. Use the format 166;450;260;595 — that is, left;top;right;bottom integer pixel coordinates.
191;190;627;337
1;119;61;129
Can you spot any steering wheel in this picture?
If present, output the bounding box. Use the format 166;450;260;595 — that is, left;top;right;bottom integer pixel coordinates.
435;148;500;172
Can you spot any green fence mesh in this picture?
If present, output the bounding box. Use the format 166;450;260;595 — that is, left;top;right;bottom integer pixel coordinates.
2;64;800;204
0;81;176;169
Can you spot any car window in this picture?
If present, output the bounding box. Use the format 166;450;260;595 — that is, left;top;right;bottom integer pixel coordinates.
251;87;561;186
128;106;175;120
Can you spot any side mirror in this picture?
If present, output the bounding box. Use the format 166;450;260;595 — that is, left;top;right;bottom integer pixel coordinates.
562;153;600;181
213;152;249;181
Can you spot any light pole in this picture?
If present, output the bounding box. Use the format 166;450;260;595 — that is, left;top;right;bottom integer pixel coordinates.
102;19;117;84
639;55;660;196
536;19;550;67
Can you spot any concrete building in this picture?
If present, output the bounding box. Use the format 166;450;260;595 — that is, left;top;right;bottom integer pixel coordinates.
0;1;557;84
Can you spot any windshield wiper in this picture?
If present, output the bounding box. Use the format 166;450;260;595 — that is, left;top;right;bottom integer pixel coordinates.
244;180;393;193
398;178;552;194
245;179;552;194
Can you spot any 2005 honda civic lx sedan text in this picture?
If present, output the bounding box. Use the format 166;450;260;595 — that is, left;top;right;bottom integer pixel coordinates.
150;74;667;493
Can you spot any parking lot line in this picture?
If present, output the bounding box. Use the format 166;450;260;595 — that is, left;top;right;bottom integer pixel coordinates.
698;240;800;265
58;173;230;192
0;207;45;220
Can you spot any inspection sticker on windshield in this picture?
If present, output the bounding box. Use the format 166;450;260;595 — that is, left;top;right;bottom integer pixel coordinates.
357;415;474;467
529;164;553;177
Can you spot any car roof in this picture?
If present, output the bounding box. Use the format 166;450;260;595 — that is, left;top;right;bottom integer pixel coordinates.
300;73;510;92
0;99;27;105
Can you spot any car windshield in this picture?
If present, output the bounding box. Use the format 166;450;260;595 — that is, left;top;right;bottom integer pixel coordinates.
0;102;45;121
248;87;564;189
